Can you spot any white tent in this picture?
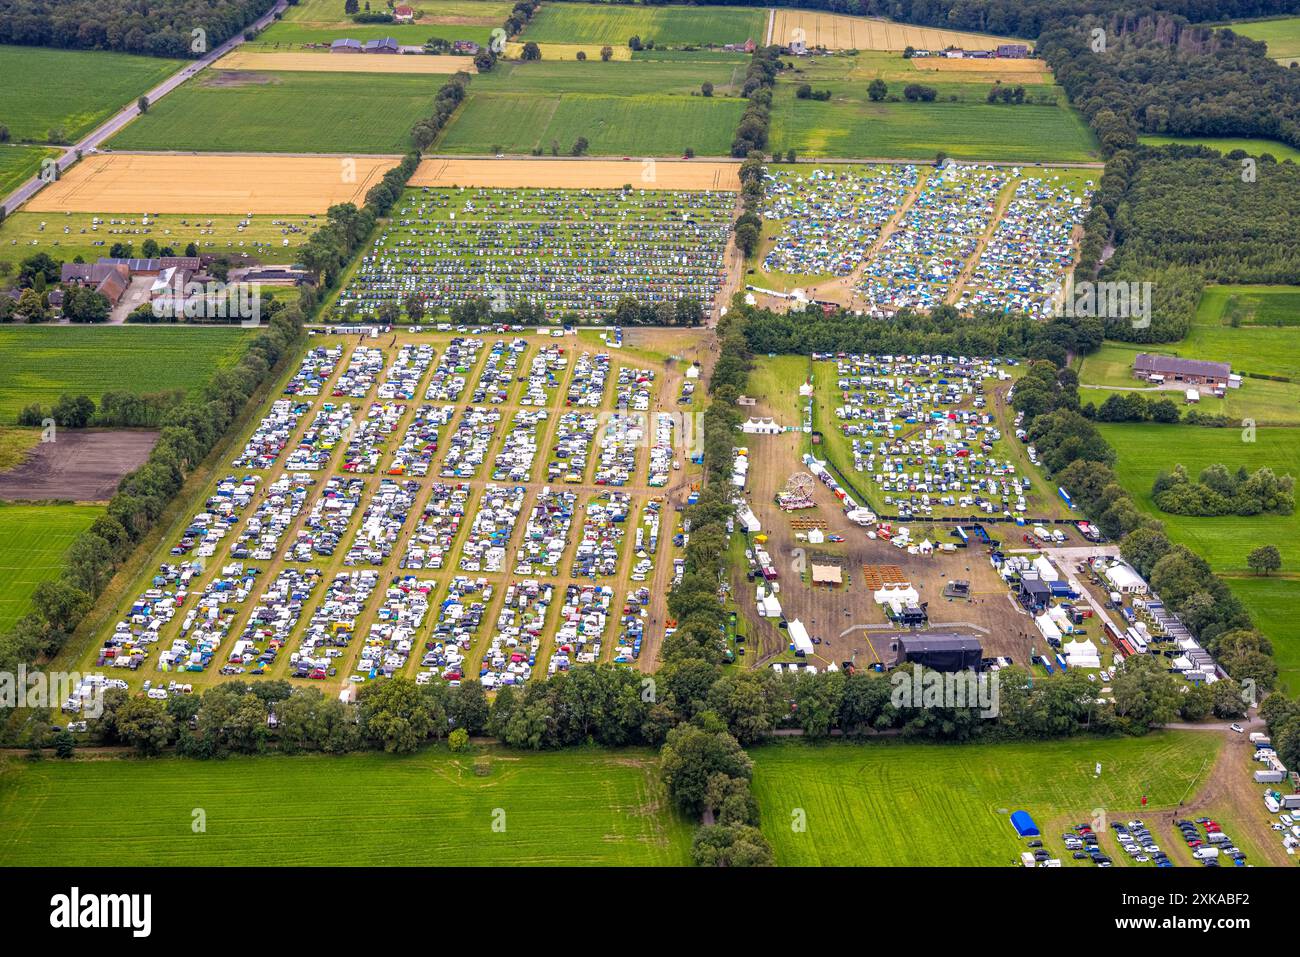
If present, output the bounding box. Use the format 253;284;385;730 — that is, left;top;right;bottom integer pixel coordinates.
1035;613;1062;642
1033;554;1059;582
788;618;814;655
873;584;919;606
741;417;782;435
1063;638;1101;669
758;593;782;618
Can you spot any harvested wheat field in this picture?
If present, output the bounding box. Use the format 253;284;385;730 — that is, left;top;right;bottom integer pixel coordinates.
913;56;1048;73
504;42;632;61
772;11;1020;52
215;51;477;74
26;153;401;214
410;157;741;190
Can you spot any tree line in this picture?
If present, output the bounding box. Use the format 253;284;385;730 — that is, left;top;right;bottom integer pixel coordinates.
731;45;781;158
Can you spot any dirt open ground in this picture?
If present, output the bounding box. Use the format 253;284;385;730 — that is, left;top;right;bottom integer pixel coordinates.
0;430;158;502
409;157;742;191
215;51;478;74
26;154;402;214
771;11;1020;51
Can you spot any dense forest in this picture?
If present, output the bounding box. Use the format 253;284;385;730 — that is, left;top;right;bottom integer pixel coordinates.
0;0;277;57
1040;13;1300;151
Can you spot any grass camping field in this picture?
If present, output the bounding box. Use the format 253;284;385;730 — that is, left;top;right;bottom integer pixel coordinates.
767;54;1097;161
0;503;103;632
521;2;767;47
0;45;183;144
1229;16;1300;64
107;70;441;154
752;734;1220;866
0;327;256;420
0;749;693;866
0;211;322;274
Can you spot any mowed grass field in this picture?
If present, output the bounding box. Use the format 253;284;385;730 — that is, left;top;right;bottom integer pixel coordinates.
0;145;58;198
767;55;1097;161
0;211;321;274
522;2;767;46
0;327;257;419
107;71;444;153
1229;16;1300;63
438;92;743;155
752;734;1220;866
0;45;183;144
436;56;748;155
0;749;693;866
0;503;103;632
1139;134;1300;161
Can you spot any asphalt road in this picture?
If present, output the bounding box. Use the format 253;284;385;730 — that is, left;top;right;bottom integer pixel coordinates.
1;0;288;215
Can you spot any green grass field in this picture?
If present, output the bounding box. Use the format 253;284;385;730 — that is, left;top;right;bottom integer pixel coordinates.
1139;134;1300;162
107;71;436;153
0;211;321;274
0;327;257;419
437;90;743;155
474;56;747;95
0;502;103;632
1229;16;1300;63
768;91;1098;162
0;45;184;144
0;748;693;865
522;2;767;47
0;144;58;198
1219;575;1300;694
254;0;513;48
752;733;1220;866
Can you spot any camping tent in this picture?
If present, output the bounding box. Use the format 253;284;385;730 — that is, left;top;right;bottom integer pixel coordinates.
1010;810;1039;837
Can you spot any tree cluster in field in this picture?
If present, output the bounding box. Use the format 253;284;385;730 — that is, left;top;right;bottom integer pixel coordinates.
15;388;185;429
731;45;781;158
0;308;307;681
794;83;831;101
0;0;277;57
1152;463;1295;516
1083;389;1182;424
409;73;469;150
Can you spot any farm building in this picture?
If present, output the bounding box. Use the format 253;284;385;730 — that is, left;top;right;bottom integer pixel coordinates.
394;4;415;22
60;261;130;304
365;38;400;54
892;632;983;671
1132;353;1232;389
331;38;362;53
996;43;1029;57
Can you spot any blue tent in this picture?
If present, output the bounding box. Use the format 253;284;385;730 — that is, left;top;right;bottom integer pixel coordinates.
1010;810;1039;837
